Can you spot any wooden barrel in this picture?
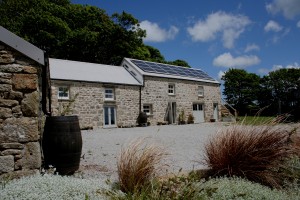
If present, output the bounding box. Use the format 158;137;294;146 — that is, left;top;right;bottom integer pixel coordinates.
42;116;82;175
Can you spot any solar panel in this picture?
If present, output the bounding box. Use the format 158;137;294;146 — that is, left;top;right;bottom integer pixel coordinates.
130;59;215;81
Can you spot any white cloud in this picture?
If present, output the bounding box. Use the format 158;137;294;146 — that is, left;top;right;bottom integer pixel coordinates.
218;70;225;80
244;43;260;53
213;52;261;68
187;11;251;49
140;20;179;42
297;21;300;28
266;0;300;19
258;62;300;74
287;62;300;68
264;20;283;32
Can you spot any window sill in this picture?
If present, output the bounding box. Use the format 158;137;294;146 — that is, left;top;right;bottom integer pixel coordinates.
168;94;175;96
104;99;116;102
58;98;70;101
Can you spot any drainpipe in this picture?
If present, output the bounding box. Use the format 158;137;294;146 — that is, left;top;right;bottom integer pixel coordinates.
42;52;52;116
139;86;142;112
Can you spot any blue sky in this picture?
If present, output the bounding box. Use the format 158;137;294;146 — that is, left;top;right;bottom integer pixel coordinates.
71;0;300;81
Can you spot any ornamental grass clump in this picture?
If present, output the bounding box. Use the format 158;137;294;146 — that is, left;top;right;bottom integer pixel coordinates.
117;138;168;194
204;125;294;188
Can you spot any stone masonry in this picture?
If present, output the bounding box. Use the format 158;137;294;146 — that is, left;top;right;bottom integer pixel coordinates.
0;42;42;179
51;75;221;128
51;80;140;129
142;76;221;124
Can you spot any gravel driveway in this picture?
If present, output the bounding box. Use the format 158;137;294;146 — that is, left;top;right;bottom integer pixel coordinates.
78;122;227;179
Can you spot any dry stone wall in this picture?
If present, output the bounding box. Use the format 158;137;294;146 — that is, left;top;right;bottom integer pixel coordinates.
142;76;221;124
51;80;140;129
0;42;42;179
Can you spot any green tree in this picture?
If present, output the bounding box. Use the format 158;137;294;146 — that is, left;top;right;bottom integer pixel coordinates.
0;0;146;65
167;59;191;68
0;0;192;67
260;68;300;118
222;69;260;115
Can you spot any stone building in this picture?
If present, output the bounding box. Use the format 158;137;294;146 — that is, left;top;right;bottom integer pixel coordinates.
121;58;221;125
50;58;221;129
0;26;48;179
49;58;142;129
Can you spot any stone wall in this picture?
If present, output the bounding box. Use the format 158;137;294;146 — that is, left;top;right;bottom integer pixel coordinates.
142;76;221;124
0;42;42;179
51;80;140;129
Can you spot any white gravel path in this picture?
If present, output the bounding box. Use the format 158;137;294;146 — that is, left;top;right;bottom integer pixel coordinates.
78;122;228;179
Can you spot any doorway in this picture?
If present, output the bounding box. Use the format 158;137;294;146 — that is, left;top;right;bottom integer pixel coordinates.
167;102;176;124
193;103;204;123
213;103;219;121
104;106;116;128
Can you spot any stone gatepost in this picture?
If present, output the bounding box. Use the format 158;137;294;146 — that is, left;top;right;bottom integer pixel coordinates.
0;42;42;179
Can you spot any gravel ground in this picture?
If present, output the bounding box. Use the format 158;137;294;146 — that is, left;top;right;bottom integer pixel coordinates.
77;122;228;180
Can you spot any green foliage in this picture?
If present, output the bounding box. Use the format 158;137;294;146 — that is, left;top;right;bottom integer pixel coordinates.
260;68;300;119
0;174;107;199
178;110;186;124
236;116;276;125
187;113;195;124
0;0;192;67
222;68;300;119
105;175;297;200
222;68;260;116
167;59;191;68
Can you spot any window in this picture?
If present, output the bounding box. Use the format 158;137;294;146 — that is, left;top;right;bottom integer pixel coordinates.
198;86;204;97
58;86;69;100
168;84;175;95
143;104;152;115
105;88;114;100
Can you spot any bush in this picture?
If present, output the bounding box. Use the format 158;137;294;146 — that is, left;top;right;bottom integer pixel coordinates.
0;174;107;199
105;175;297;199
203;125;294;188
117;138;168;193
187;114;194;124
137;112;148;126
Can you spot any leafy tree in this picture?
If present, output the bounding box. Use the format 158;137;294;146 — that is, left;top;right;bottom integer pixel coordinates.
260;68;300;119
0;0;192;67
167;59;191;68
222;69;260;115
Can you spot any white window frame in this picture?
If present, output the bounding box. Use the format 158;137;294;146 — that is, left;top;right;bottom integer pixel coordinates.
168;84;175;95
58;86;70;100
104;88;115;101
198;86;204;97
143;104;152;115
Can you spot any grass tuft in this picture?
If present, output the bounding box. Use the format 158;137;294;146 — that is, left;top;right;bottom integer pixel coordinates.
117;138;168;194
203;125;294;188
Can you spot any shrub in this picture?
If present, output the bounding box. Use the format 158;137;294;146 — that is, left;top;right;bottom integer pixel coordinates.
187;114;194;124
104;175;297;199
137;112;148;126
196;177;293;199
0;174;107;199
203;125;294;188
117;138;168;193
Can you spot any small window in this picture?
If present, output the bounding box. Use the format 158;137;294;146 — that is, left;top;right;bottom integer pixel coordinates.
105;88;114;100
58;86;69;100
168;84;175;95
143;104;152;115
198;86;204;97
